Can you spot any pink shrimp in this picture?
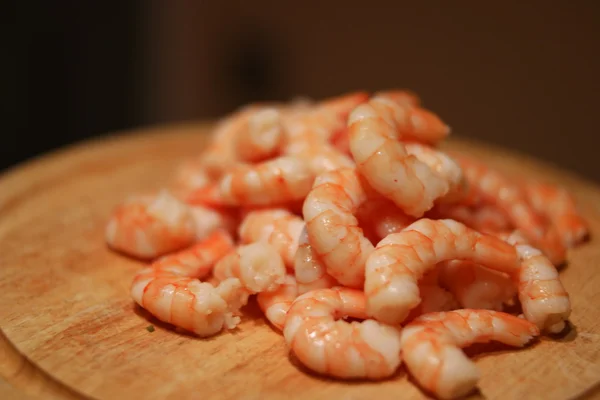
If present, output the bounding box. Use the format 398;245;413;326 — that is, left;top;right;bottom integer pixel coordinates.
364;219;520;324
283;287;402;379
188;204;238;240
404;284;459;322
303;168;377;288
373;89;421;107
170;157;212;199
238;209;304;268
188;156;314;207
502;231;571;333
130;231;248;337
456;156;566;265
213;242;286;294
438;260;515;311
524;182;589;248
401;309;540;399
348;98;452;217
356;198;415;243
105;190;196;259
235;107;283;163
257;274;298;331
294;226;338;294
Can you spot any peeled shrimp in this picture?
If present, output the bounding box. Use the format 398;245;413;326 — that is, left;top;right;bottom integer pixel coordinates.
401;309;540;399
257;274;298;331
374;89;421;107
106;190;196;259
303;168;375;288
439;260;515;311
283;287;402;379
213;242;286;293
130;231;248;336
365;218;520;324
524;182;588;248
235;107;283;162
357;198;415;243
348;99;451;217
170;158;211;199
189;204;238;240
294;226;338;294
188;156;314;207
503;231;571;333
456;156;566;265
238;209;304;268
405;284;459;322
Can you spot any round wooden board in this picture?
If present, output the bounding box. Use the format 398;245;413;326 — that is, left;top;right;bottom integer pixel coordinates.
1;123;600;400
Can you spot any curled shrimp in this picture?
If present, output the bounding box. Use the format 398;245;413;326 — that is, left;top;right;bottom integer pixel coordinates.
170;158;212;199
348;97;452;217
404;284;459;322
503;231;571;333
439;260;515;311
213;242;286;294
189;204;238;240
294;226;338;294
283;287;402;379
364;218;520;324
524;182;589;248
456;156;566;265
405;142;466;202
130;231;248;337
106;190;196;259
188;156;314;207
257;274;298;331
303;168;376;288
235;107;283;163
238;209;304;268
401;309;540;399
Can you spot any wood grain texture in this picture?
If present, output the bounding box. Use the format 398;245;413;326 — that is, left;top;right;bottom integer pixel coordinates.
1;123;599;400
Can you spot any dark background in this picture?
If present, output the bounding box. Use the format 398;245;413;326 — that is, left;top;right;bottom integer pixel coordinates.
5;2;600;180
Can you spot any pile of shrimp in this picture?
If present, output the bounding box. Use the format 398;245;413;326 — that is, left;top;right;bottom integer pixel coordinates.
106;90;589;399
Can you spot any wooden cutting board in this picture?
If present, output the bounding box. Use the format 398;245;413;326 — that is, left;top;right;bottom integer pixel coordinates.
1;123;599;400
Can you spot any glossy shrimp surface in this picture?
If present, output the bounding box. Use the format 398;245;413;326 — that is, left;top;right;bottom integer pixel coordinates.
294;226;338;294
283;287;402;379
401;309;540;399
130;231;248;336
257;274;298;331
303;168;375;288
365;219;520;324
348;98;451;217
235;107;283;163
503;231;571;333
106;190;196;259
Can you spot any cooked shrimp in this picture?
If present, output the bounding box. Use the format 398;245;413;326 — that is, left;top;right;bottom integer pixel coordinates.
170;158;211;199
524;182;589;247
456;156;566;265
106;190;196;259
213;242;286;293
365;218;520;324
238;209;304;268
235;107;283;162
405;142;466;202
189;204;238;240
439;260;515;311
401;309;540;399
283;287;403;379
503;231;571;333
188;156;314;207
428;203;512;234
257;274;298;330
130;231;249;337
294;226;338;294
356;198;415;243
374;89;421;107
303;168;376;288
348;101;451;217
405;284;459;322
